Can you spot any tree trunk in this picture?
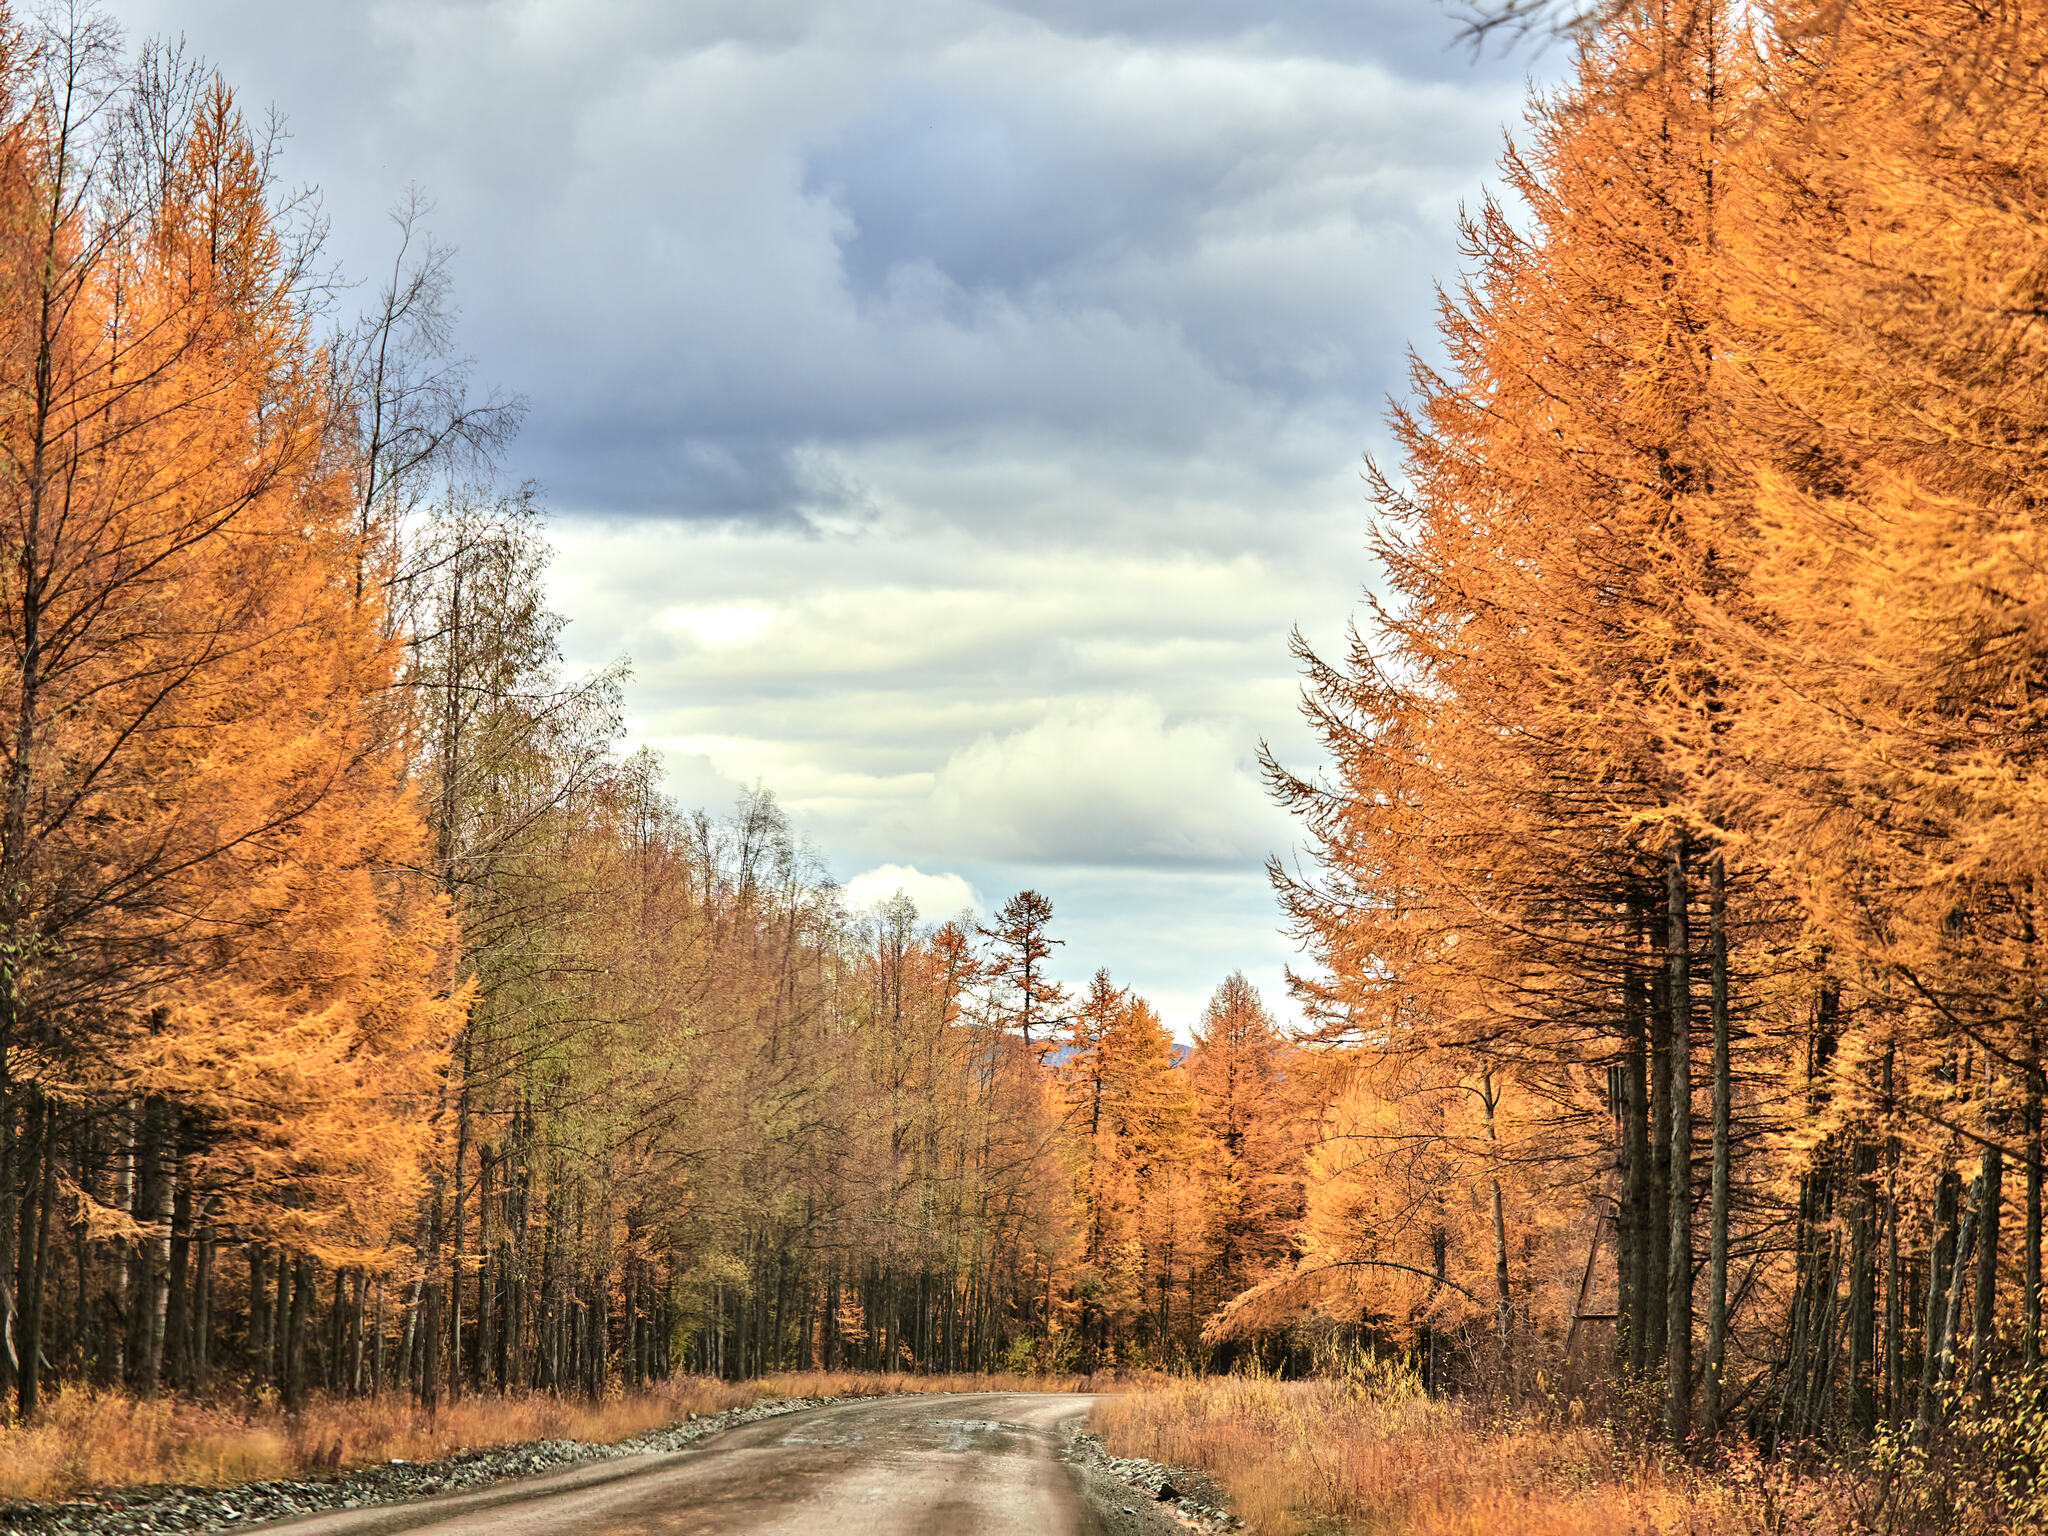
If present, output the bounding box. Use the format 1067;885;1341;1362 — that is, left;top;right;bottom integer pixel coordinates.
0;1067;16;1409
1917;1167;1960;1433
1621;916;1653;1382
1848;1141;1879;1434
1647;914;1672;1389
133;1098;174;1397
192;1220;213;1395
2029;1070;2043;1373
17;1105;52;1418
71;1194;89;1387
11;1091;42;1415
1969;1145;2002;1401
476;1152;495;1393
449;1036;472;1398
284;1254;314;1410
1935;1176;1982;1411
1665;836;1694;1445
348;1268;367;1395
1883;1048;1904;1429
421;1275;441;1412
165;1124;192;1393
1480;1070;1514;1381
397;1278;420;1398
248;1245;271;1390
1704;853;1730;1436
422;1170;444;1409
269;1249;288;1391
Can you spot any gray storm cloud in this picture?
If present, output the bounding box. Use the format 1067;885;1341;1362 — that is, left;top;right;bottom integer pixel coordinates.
99;0;1544;1022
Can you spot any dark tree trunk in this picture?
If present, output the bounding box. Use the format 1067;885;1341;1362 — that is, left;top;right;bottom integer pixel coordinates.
17;1103;53;1418
1665;837;1694;1445
449;1043;471;1399
1704;854;1731;1436
421;1278;441;1412
1848;1140;1880;1434
476;1153;495;1393
132;1098;174;1397
11;1091;42;1416
2029;1070;2043;1373
348;1268;367;1395
1621;913;1653;1383
1918;1167;1960;1433
0;1087;17;1409
1970;1145;2002;1401
192;1220;213;1394
1883;1048;1904;1429
1647;910;1673;1389
165;1127;192;1393
284;1254;314;1410
422;1175;444;1410
1936;1175;1982;1411
248;1245;271;1390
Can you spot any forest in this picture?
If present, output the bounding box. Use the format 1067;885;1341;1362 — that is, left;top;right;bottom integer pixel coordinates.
0;0;2044;1513
0;3;1307;1422
1258;0;2048;1465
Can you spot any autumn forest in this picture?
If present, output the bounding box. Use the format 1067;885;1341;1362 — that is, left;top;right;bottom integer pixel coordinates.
0;4;1311;1426
1;0;2046;1522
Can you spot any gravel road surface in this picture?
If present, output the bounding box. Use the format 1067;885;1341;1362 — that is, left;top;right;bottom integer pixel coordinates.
237;1393;1193;1536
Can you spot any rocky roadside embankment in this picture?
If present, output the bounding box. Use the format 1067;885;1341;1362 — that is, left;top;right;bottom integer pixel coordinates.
0;1396;832;1536
1060;1426;1242;1535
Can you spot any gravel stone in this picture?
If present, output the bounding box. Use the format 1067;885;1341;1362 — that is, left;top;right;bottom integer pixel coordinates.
1058;1427;1241;1533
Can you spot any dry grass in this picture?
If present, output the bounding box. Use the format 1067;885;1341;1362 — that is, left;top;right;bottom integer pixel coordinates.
1092;1372;2048;1536
1091;1374;1746;1536
0;1369;1093;1505
0;1378;760;1504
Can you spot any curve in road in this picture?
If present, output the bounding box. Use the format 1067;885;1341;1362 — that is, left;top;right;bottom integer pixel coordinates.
243;1392;1164;1536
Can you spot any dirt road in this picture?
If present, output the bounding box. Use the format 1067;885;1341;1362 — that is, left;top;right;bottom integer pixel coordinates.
244;1393;1181;1536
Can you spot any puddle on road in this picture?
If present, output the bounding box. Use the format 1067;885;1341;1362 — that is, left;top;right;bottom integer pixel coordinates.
777;1415;1029;1455
928;1418;1025;1453
779;1427;865;1447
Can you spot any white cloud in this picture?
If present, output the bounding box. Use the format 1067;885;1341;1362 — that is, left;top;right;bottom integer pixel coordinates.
921;695;1285;866
843;864;982;920
547;511;1338;874
661;603;778;649
95;0;1544;1025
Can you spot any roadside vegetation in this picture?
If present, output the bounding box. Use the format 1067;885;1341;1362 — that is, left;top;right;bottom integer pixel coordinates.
1094;1370;2048;1536
0;1372;1100;1504
1096;1373;1730;1536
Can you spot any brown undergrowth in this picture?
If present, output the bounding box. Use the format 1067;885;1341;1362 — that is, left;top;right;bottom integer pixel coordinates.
0;1370;1095;1504
1097;1376;1736;1536
1090;1371;2048;1536
1093;1373;1742;1536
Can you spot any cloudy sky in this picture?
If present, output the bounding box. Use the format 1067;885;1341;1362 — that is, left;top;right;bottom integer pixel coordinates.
104;0;1545;1033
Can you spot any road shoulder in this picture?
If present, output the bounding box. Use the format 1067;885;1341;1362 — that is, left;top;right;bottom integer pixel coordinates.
1059;1422;1241;1535
0;1396;837;1536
